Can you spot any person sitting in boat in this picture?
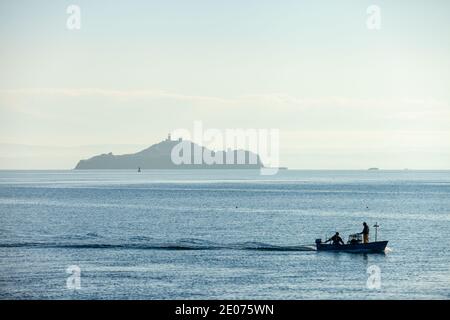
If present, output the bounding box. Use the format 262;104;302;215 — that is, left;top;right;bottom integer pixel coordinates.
359;222;370;243
325;232;344;245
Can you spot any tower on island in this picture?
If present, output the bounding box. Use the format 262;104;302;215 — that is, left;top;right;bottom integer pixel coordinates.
166;133;182;142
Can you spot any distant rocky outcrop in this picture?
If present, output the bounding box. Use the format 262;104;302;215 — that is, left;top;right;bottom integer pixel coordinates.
74;136;264;169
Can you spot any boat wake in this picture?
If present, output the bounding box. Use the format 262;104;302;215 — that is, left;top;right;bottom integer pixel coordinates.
0;236;317;252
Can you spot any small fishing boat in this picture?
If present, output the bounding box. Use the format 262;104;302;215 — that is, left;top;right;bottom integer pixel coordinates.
315;239;388;253
316;224;388;253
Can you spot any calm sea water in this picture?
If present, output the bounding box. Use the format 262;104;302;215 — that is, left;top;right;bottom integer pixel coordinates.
0;170;449;299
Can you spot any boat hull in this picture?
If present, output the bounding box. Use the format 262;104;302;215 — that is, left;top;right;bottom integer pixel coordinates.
316;241;388;253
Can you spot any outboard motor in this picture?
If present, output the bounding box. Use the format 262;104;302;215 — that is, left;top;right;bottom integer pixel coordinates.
315;239;322;245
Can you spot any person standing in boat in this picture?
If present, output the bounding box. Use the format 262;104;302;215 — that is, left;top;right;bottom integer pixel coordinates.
325;232;344;245
359;222;370;243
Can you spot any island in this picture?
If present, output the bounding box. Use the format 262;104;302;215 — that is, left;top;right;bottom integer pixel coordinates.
74;135;264;170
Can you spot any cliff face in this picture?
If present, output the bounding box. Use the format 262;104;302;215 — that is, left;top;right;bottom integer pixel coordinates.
74;139;264;169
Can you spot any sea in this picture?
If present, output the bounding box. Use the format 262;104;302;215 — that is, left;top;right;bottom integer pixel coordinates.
0;170;449;299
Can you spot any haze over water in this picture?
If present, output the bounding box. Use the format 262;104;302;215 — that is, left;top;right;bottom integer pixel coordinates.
1;169;449;299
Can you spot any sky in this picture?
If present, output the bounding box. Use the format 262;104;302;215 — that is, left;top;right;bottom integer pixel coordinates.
0;0;449;169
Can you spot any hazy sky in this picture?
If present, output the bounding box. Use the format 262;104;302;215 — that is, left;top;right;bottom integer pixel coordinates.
1;0;449;169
